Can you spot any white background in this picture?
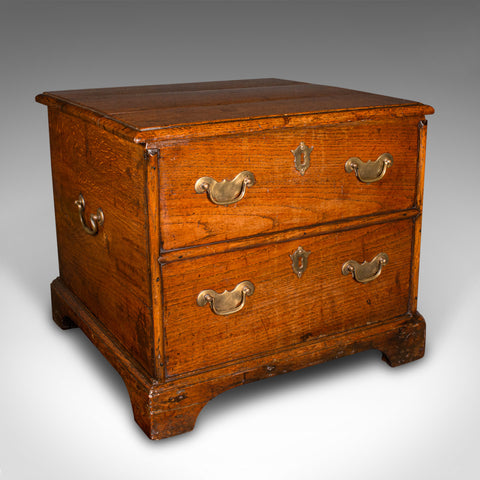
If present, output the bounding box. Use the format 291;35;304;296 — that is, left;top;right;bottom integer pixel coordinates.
1;1;479;478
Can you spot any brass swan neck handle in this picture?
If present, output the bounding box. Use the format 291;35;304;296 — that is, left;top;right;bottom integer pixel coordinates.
345;153;393;183
197;281;255;316
74;194;104;236
195;171;255;206
342;253;389;283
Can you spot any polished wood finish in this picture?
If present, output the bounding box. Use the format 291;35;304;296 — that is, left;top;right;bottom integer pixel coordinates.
36;78;433;143
48;109;155;376
37;78;433;439
36;78;425;128
163;219;414;376
159;117;419;249
51;276;425;440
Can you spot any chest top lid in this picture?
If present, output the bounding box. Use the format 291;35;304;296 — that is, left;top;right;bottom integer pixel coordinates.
36;78;434;143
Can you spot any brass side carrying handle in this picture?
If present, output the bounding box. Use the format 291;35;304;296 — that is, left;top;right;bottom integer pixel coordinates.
74;194;104;236
195;171;255;206
345;153;393;183
197;281;255;316
342;253;389;283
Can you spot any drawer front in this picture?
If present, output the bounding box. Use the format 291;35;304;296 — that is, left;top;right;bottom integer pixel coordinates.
159;117;419;250
163;219;414;377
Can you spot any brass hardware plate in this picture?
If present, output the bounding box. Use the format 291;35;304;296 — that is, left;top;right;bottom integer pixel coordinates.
195;171;255;205
74;194;104;236
291;142;313;175
197;281;255;316
345;153;393;183
342;253;389;283
290;246;311;278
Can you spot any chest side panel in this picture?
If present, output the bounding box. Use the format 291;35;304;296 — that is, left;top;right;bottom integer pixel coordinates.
48;109;154;376
158;117;419;250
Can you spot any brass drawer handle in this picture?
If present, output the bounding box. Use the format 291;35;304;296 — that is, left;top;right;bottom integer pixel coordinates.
197;281;255;316
195;171;255;206
345;153;393;183
342;253;389;283
74;194;104;236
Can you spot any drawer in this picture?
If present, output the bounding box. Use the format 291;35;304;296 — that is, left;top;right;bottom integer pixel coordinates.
163;218;414;377
159;117;419;250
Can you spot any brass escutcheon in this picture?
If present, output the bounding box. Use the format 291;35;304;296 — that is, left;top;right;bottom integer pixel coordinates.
345;153;393;183
291;142;313;175
195;171;255;206
290;246;311;278
74;194;104;236
342;253;389;284
197;281;255;316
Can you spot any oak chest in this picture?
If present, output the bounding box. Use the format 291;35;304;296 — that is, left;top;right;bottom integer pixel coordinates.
36;78;434;439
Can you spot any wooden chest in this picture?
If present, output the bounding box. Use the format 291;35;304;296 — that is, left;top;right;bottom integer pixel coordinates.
36;78;434;439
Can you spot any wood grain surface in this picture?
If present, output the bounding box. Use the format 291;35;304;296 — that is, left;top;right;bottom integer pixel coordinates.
38;79;433;439
158;117;419;249
51;276;425;439
48;109;155;376
36;78;433;143
158;209;419;263
36;78;420;129
163;218;414;376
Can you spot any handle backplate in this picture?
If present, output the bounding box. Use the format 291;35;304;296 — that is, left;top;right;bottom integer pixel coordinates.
197;281;255;316
345;153;393;183
342;252;389;283
195;171;255;205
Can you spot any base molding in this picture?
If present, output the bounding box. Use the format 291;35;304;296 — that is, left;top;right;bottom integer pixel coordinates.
51;277;426;440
